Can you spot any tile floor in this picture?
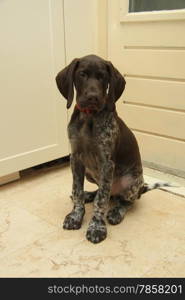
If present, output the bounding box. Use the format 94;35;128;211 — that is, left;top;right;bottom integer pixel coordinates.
0;161;185;277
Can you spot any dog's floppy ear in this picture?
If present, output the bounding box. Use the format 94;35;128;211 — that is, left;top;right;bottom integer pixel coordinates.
106;61;126;111
55;58;79;109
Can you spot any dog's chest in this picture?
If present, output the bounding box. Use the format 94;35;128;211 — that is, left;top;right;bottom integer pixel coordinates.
68;116;98;154
68;111;118;172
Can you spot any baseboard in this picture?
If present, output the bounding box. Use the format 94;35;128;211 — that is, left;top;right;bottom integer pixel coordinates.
142;161;185;179
0;172;20;186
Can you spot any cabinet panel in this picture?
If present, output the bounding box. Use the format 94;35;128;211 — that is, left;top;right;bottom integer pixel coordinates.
0;0;68;177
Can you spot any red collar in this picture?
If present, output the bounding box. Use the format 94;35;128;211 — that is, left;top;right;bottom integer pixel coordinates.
75;104;95;115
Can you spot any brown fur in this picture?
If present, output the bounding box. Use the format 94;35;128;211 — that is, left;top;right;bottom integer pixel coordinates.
56;55;144;243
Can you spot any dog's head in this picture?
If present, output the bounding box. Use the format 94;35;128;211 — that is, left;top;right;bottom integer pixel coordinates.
56;54;126;112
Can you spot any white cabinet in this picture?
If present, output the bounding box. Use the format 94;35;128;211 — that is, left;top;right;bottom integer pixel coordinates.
0;0;68;177
0;0;107;179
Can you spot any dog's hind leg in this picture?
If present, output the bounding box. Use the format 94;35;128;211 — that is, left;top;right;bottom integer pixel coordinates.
84;190;98;203
107;196;133;225
107;174;144;225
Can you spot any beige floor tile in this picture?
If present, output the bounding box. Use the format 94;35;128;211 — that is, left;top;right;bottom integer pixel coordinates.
0;196;184;277
143;258;185;278
0;166;72;227
0;164;184;277
0;227;153;277
2;166;97;227
0;202;56;259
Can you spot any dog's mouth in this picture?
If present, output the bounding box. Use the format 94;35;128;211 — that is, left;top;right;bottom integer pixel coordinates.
86;103;98;110
77;101;100;111
75;103;98;114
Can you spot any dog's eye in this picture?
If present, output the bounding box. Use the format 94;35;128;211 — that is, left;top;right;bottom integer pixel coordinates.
79;71;87;78
97;72;105;80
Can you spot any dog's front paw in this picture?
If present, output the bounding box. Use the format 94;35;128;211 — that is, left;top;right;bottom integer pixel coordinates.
63;209;84;230
86;216;107;243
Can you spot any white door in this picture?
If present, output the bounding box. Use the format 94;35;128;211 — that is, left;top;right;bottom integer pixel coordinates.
0;0;68;177
108;0;185;177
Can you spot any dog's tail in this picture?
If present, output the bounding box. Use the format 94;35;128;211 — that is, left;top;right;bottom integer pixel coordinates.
140;182;172;195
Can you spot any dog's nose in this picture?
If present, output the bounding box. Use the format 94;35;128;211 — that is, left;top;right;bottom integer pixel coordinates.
87;93;98;104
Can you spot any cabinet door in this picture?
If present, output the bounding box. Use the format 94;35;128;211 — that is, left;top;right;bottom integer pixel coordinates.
0;0;68;177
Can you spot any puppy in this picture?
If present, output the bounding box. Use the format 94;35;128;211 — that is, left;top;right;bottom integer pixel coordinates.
56;54;169;243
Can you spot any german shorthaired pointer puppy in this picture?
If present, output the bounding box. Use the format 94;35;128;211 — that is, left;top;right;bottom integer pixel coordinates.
56;54;169;244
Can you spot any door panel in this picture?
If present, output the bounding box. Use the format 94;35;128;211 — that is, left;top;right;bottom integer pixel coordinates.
0;0;68;177
108;0;185;175
121;104;185;140
122;50;185;79
124;77;185;110
135;132;185;175
122;21;185;47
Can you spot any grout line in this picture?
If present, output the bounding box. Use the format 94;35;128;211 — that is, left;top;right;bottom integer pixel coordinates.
159;188;185;199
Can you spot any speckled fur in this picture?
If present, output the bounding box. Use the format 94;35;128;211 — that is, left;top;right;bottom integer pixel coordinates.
56;55;145;243
64;107;144;243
